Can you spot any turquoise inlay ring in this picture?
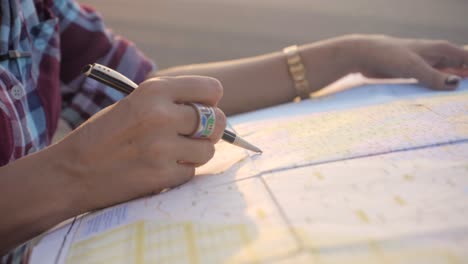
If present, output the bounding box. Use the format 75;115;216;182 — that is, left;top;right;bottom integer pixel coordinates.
188;103;216;138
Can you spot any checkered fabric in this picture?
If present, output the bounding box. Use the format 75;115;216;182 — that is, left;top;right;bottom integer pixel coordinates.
0;0;156;167
0;0;155;261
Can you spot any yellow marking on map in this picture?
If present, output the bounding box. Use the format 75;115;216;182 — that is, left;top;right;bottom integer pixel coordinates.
404;174;414;181
184;223;199;264
314;172;324;180
367;240;388;263
64;220;296;264
355;210;370;223
135;222;144;264
257;208;267;220
394;196;406;206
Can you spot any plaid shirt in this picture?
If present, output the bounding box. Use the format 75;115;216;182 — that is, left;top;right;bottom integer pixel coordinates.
1;0;155;261
0;0;155;167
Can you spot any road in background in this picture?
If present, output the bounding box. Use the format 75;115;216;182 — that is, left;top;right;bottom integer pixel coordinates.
82;0;468;69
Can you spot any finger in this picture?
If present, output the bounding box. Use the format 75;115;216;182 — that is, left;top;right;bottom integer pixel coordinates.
174;104;226;140
174;104;199;135
173;136;216;166
406;55;461;90
156;76;223;106
440;67;468;78
426;42;468;68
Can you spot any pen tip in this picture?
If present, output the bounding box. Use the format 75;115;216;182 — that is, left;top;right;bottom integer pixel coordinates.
245;142;263;154
230;134;262;153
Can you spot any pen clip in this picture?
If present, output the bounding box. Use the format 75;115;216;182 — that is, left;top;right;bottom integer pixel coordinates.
82;63;138;94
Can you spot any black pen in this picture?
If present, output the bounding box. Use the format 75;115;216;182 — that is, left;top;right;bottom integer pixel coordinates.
82;63;262;153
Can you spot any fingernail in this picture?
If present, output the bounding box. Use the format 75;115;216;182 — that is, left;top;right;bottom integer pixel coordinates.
445;75;461;87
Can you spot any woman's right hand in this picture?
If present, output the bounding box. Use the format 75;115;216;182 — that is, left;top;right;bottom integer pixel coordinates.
55;75;226;212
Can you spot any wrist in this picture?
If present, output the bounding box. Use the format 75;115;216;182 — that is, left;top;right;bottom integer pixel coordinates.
337;34;390;74
339;35;364;74
46;137;96;217
0;144;84;252
44;143;87;216
326;34;370;74
27;144;85;221
296;35;364;91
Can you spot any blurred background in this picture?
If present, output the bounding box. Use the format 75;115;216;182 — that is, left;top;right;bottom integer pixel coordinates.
81;0;468;70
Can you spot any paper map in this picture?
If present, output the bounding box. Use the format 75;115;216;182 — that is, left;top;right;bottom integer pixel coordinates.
30;88;468;264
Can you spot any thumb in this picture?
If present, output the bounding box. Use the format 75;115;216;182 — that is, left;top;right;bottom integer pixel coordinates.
408;55;461;90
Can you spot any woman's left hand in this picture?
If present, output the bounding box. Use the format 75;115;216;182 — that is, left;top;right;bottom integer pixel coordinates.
351;35;468;90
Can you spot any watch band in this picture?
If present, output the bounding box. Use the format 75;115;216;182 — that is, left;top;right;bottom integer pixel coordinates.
283;45;310;101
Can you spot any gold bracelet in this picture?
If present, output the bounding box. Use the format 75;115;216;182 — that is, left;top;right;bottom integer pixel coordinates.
283;45;310;101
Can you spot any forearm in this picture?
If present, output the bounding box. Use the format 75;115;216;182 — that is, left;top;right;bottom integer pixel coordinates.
0;144;82;255
154;36;359;115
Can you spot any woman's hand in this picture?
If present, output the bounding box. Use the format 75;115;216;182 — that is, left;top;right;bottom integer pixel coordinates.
0;76;226;252
59;76;226;211
349;35;468;90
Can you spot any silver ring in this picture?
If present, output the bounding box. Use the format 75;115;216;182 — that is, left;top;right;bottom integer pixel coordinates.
188;103;216;138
